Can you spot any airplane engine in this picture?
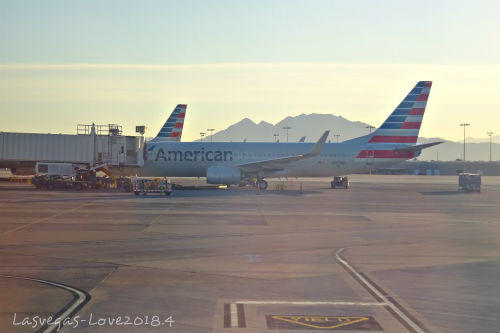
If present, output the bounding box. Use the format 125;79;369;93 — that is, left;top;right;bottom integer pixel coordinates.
206;166;241;184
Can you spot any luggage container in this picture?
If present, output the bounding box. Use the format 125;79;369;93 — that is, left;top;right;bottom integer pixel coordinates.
458;173;481;193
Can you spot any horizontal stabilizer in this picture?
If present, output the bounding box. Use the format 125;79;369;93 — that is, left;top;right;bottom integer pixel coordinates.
394;141;443;152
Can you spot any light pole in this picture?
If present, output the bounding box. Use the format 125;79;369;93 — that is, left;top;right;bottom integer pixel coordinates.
200;132;205;142
207;128;215;142
333;134;341;143
282;126;291;143
460;123;470;171
366;125;375;133
273;133;279;142
487;131;494;162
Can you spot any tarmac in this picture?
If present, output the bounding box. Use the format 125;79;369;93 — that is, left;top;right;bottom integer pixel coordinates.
1;175;499;333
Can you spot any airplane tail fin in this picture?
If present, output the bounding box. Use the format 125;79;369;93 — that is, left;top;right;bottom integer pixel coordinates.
151;104;187;142
369;81;432;145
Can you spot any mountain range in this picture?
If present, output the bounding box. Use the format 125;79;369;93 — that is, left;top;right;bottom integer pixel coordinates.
199;113;499;162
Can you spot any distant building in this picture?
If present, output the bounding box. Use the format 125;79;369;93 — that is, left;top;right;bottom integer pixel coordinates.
373;161;500;176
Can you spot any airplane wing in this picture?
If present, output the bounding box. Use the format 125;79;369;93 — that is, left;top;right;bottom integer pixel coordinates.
238;131;329;173
394;141;443;152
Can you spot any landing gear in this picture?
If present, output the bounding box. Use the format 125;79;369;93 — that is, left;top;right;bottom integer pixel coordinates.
249;178;268;190
258;180;268;190
331;176;349;189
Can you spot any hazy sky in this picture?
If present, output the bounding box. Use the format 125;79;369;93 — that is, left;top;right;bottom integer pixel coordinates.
1;0;499;141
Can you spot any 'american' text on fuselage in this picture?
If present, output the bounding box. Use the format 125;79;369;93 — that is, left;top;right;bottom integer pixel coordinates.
155;148;233;162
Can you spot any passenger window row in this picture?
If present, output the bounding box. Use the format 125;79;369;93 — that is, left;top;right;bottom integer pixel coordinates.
233;152;355;159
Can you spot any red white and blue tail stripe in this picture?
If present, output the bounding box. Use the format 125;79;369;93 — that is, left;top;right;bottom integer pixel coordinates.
369;81;431;144
355;81;432;160
151;104;187;142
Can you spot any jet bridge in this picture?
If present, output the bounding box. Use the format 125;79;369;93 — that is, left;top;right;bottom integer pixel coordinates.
0;124;145;175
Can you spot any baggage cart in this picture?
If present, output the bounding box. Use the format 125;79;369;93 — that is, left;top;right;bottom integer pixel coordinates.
458;173;481;193
132;177;172;196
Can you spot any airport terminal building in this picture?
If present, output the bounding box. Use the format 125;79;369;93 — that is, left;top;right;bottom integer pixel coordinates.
375;160;500;176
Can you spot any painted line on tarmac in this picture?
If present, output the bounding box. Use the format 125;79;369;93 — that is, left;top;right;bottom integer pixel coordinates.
224;300;382;329
0;202;93;237
224;303;246;328
0;274;91;333
235;300;386;306
335;248;428;333
230;303;238;327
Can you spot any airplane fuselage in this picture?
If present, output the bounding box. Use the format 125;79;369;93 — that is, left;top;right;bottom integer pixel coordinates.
141;141;415;179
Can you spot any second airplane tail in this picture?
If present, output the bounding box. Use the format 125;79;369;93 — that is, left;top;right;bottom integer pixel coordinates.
151;104;187;142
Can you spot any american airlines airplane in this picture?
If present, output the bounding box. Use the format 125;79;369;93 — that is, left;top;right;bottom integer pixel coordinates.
142;81;441;189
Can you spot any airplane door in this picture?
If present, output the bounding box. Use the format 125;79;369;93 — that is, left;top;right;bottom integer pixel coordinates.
364;148;375;174
366;148;374;166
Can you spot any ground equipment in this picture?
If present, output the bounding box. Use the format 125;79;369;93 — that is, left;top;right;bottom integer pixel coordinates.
458;173;481;193
331;176;349;189
132;177;172;196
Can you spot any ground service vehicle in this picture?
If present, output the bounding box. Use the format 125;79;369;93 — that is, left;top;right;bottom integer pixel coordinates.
331;176;350;189
32;162;131;191
132;178;172;196
458;173;481;193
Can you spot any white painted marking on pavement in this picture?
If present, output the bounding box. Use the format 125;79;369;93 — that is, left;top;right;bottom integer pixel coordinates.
230;303;238;327
235;300;386;306
335;248;426;333
0;274;88;333
0;203;92;236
